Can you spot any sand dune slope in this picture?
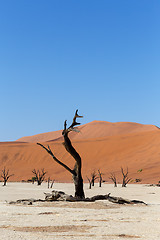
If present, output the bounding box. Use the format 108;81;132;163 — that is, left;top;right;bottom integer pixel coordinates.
0;121;160;184
16;121;158;142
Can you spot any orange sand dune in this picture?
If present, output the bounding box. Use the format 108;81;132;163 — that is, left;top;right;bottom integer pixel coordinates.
16;129;63;143
1;121;160;184
17;120;158;142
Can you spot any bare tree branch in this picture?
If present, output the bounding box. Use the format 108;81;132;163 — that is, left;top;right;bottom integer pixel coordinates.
37;143;75;175
62;109;83;134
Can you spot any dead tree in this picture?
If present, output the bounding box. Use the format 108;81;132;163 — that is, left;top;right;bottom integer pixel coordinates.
98;169;103;187
47;177;55;188
121;167;132;187
47;177;50;188
86;176;92;189
109;172;117;187
32;168;47;185
37;110;85;199
50;179;54;188
91;170;98;186
1;167;14;186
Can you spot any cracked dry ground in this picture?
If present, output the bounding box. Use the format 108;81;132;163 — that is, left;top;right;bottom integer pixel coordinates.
0;183;160;240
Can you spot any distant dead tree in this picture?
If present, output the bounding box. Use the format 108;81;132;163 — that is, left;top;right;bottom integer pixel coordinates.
121;167;132;187
47;177;55;188
86;176;92;189
98;169;103;187
91;170;98;187
50;179;54;188
1;167;14;186
37;110;85;199
47;177;50;188
32;168;47;185
109;172;117;187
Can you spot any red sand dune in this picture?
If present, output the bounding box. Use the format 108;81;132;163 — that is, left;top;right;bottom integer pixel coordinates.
17;120;158;142
1;121;160;184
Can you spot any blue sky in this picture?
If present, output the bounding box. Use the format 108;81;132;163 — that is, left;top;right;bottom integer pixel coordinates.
0;0;159;141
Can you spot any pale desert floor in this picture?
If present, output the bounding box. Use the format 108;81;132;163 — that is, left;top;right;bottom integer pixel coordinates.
0;182;160;240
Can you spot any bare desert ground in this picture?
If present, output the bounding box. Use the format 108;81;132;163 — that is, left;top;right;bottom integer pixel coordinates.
0;182;160;240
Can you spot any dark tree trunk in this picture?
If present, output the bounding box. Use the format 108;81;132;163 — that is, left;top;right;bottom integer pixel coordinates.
91;171;97;187
98;170;103;188
122;180;126;187
63;133;85;199
99;179;102;187
86;176;92;189
109;172;117;188
48;177;50;188
50;180;54;188
73;172;84;198
92;179;95;187
3;180;7;186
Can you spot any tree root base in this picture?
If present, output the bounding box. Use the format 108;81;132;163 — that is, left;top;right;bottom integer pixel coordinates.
8;190;147;205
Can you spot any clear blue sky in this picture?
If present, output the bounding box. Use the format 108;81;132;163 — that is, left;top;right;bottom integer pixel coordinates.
0;0;159;141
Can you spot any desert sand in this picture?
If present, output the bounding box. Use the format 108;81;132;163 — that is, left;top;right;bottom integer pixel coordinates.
17;121;158;143
0;182;160;240
0;121;160;183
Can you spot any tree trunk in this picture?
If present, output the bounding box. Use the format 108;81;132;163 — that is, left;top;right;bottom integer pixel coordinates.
50;180;54;188
3;180;7;186
92;179;95;187
99;180;102;187
63;133;85;199
73;172;84;198
48;177;50;188
37;181;41;186
99;175;102;187
122;182;126;187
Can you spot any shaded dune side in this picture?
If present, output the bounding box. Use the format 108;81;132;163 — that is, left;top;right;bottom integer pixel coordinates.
1;129;160;183
17;130;63;143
